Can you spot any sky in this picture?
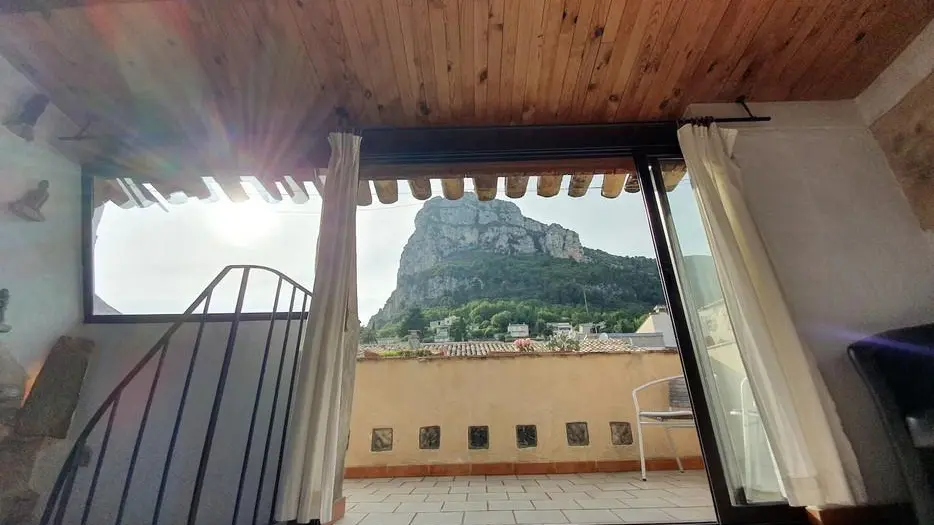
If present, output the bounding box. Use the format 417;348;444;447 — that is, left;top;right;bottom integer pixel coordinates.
94;175;708;321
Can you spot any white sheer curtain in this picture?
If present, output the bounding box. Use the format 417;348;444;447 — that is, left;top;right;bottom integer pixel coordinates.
276;132;361;523
677;123;867;507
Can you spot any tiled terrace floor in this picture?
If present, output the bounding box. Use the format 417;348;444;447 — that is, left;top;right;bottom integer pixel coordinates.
339;470;715;525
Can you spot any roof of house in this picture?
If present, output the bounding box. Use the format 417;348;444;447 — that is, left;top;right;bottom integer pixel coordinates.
358;339;674;360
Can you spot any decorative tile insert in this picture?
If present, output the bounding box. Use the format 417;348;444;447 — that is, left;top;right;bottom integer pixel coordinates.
469;426;489;449
610;421;633;445
516;424;537;448
420;425;441;449
371;428;393;452
566;422;589;446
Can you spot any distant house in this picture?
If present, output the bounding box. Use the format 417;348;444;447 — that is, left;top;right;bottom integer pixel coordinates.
636;305;676;347
376;337;401;345
429;315;460;330
435;326;451;343
546;322;573;334
578;323;594;335
506;323;529;338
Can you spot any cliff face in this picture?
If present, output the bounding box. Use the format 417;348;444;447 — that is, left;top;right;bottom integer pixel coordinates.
397;194;585;278
368;193;663;327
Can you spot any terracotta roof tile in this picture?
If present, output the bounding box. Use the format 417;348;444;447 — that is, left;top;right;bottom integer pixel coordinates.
358;338;671;359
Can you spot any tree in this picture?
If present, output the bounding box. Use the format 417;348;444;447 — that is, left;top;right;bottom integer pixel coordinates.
397;307;427;338
450;317;468;342
360;325;377;344
489;310;513;331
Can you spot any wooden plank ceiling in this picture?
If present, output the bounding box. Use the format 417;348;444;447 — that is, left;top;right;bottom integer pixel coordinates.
0;0;931;186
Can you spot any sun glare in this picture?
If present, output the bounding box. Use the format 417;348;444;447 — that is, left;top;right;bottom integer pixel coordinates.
206;200;278;247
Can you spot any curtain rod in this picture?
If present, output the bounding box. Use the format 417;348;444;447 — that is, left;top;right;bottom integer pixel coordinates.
676;96;771;125
676;116;772;125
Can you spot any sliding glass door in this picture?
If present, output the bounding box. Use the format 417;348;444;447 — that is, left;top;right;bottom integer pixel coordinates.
635;155;806;524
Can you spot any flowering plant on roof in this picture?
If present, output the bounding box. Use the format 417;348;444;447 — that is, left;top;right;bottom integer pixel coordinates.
513;338;534;352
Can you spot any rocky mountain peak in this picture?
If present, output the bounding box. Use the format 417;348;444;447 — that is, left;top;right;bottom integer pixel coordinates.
397;193;586;278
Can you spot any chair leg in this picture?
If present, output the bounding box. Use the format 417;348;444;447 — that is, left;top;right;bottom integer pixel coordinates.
636;420;647;481
663;427;684;473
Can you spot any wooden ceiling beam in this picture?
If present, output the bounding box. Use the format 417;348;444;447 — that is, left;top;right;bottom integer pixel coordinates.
0;0;160;15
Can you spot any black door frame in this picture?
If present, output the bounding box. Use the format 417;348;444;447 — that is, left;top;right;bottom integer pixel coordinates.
634;154;806;525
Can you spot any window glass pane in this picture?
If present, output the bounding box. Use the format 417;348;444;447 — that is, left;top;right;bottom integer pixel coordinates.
662;161;785;504
91;177;319;314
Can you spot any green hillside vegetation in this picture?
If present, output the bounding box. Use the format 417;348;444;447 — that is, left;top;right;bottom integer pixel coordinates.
363;299;653;342
365;248;664;342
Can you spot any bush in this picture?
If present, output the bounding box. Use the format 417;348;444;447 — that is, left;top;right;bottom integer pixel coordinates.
544;333;581;352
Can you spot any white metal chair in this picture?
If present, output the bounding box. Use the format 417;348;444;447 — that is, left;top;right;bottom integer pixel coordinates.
632;375;695;481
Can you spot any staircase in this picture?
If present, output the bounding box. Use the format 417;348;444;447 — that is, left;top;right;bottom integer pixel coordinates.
40;266;313;525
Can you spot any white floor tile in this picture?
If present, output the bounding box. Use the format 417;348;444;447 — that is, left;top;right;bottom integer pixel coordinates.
414;487;453;494
532;499;582;510
403;482;438;488
348;493;389;503
514;510;569;524
344;489;378;496
451;486;488;494
596;483;638;492
335;512;367;525
665;488;712;498
504;486;527;493
412;511;465;525
379;487;418;495
558;484;596;493
660;507;716;521
442;501;488;512
626;489;676;499
536;481;563;490
674;496;714;507
584;490;635;499
427;493;468;502
612;508;677;523
359;512;416;525
546;491;587;501
576;499;628;510
352;502;401;513
485;485;508;493
384;494;430;503
397;502;445;513
625;497;676;508
468;493;510;501
488;500;534;510
507;492;551;501
462;510;517;525
562;509;623;523
629;481;676;490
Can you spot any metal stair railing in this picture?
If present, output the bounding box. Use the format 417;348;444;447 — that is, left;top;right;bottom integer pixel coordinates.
39;265;313;525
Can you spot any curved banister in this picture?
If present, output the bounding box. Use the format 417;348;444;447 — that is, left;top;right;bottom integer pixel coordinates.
40;265;314;525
